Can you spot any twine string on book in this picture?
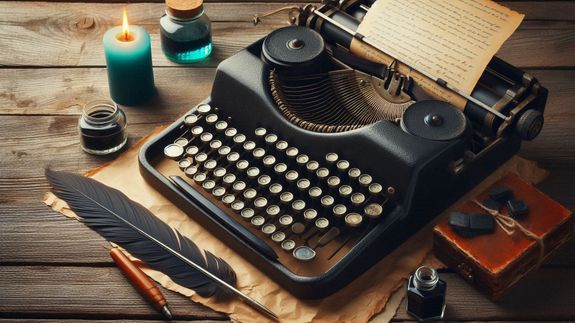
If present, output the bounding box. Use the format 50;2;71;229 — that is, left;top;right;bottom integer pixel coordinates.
472;199;545;267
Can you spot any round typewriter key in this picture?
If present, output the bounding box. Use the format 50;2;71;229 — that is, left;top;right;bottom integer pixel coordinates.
164;144;184;160
292;200;306;213
266;205;281;217
359;174;373;187
281;239;296;251
243;141;256;152
185;145;199;157
306;160;319;173
351;192;366;206
212;186;226;198
191;126;204;136
327;176;341;188
285;170;299;182
316;167;330;180
348;168;361;180
247;167;260;179
213;167;227;179
345;213;363;227
308;187;322;199
209;140;222;150
218;146;231;157
222;173;236;186
336;160;350;172
261;223;277;235
174;137;189;147
257;175;272;187
200;132;213;144
252;148;266;159
243;188;257;201
202;180;216;191
291;222;306;235
197;103;211;115
279;192;294;204
262;155;276;167
272;231;286;243
193;172;207;184
222;194;235;205
241;208;255;220
264;133;278;145
296;178;311;191
275;140;288;152
333;204;347;217
320;195;335;208
274;163;288;175
224;127;237;138
226;152;240;163
325;153;339;164
369;183;383;195
293;246;316;261
269;183;283;195
286;147;299;158
253;197;268;209
236;160;249;172
203;159;217;171
195;152;208;163
184;114;199;127
315;217;329;230
233;134;246;145
254;127;267;138
178;158;192;170
303;209;318;221
279;214;294;227
215;120;228;132
184;165;198;178
251;215;265;228
205;113;218;125
339;185;353;198
387;186;396;195
365;203;383;219
296;154;309;166
232;181;246;193
231;200;245;213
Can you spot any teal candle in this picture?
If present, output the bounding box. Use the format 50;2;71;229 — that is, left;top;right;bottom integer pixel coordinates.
103;19;155;106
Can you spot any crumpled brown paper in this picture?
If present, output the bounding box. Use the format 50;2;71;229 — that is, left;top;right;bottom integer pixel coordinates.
43;127;547;322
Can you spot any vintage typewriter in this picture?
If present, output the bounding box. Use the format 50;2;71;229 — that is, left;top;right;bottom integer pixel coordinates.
139;0;547;298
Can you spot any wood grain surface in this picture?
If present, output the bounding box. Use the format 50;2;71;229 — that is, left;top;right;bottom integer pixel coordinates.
0;0;574;322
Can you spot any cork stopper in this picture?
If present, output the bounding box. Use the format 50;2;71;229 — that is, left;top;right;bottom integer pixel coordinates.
166;0;203;19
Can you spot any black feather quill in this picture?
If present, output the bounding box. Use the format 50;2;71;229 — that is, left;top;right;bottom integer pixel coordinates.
45;169;237;298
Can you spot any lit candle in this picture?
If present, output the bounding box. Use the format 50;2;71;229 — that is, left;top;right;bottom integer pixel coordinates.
103;9;155;106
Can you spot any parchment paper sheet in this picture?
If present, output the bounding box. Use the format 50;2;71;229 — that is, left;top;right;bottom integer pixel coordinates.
44;128;547;322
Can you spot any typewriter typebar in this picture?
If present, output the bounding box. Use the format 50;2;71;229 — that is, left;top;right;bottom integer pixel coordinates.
139;1;547;299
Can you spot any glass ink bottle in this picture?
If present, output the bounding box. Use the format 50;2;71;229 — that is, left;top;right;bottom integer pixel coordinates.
78;100;128;155
160;0;212;64
406;266;447;321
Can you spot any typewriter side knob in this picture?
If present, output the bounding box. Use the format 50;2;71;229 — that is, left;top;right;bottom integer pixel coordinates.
261;26;327;73
516;109;544;141
401;100;468;141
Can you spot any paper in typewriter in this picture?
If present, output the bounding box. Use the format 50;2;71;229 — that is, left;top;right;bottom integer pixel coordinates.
354;0;524;108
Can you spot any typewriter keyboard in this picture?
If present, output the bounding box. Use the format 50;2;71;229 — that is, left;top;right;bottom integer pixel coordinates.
161;104;394;275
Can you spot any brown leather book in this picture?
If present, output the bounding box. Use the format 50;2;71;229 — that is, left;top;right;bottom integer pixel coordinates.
433;173;573;299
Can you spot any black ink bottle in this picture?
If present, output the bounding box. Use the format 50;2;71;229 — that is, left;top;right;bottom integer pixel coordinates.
78;100;128;155
407;266;447;321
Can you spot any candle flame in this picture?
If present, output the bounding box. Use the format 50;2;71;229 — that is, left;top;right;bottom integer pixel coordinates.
122;9;130;41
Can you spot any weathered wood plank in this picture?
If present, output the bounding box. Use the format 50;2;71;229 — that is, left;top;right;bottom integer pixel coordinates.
0;266;228;320
0;2;573;68
393;268;575;321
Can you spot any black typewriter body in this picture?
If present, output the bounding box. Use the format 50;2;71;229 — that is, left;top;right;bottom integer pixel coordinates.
139;2;547;299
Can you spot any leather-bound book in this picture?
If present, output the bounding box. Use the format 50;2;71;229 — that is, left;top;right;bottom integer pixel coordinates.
433;173;573;299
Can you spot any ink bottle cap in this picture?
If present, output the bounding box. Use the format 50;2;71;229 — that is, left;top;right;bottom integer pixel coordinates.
78;100;128;155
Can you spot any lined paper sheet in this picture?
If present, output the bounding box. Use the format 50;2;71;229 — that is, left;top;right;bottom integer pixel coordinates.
353;0;524;107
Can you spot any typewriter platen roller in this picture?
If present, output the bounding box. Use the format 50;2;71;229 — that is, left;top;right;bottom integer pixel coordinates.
139;2;547;299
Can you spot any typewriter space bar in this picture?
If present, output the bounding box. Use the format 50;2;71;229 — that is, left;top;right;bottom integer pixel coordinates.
170;175;279;260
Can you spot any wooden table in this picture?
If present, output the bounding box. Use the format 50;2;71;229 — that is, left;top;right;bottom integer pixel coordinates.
1;1;574;321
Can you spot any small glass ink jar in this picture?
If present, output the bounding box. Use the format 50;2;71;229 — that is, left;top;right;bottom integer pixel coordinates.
160;0;212;64
78;100;128;155
406;266;447;321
